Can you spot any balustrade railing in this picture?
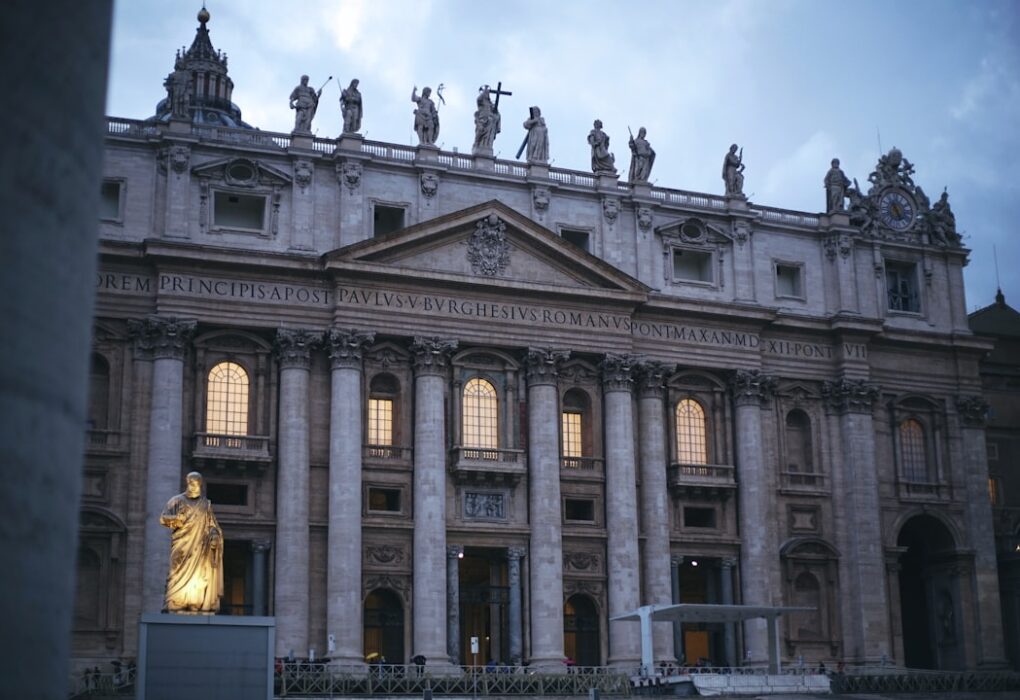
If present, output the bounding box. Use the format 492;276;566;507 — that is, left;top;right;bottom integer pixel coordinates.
561;456;604;472
192;432;270;457
669;462;735;482
897;479;950;501
86;429;121;449
779;470;827;490
363;444;413;462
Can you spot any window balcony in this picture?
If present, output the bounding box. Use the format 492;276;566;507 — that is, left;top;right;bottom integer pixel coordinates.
560;456;605;481
86;429;124;452
779;470;828;494
896;479;952;503
363;444;413;468
191;432;272;475
450;446;526;485
668;462;736;499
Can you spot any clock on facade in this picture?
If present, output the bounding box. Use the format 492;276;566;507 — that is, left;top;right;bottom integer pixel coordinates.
878;189;916;231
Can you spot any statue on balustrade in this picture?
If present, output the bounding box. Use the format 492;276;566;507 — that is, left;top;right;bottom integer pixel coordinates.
824;158;850;212
722;143;745;198
340;78;363;134
587;119;616;175
289;75;322;133
411;86;440;146
521;106;549;163
165;58;192;120
929;189;959;246
160;471;223;613
628;127;655;183
473;86;501;152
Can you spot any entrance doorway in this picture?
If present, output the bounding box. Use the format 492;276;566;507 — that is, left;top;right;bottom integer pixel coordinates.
897;514;962;669
364;589;405;664
459;550;509;665
678;558;724;665
221;540;251;615
564;594;601;666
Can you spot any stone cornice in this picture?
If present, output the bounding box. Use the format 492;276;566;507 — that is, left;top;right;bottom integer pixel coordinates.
326;328;375;370
411;336;458;375
525;348;570;386
274;328;322;369
821;377;879;414
731;369;776;406
956;395;990;428
127;316;196;361
601;353;640;393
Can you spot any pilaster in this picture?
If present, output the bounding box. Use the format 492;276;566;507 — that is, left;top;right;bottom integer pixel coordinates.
447;545;463;663
507;547;526;664
160;140;195;239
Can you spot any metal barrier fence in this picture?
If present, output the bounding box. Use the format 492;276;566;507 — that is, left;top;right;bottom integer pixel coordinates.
831;666;1020;694
276;664;632;697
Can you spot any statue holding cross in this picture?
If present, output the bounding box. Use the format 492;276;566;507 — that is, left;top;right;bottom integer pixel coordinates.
473;82;511;156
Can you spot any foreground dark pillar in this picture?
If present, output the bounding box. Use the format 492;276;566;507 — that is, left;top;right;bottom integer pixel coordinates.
0;2;112;697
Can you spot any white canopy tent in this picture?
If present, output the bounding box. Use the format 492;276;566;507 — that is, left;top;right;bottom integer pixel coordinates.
610;603;813;676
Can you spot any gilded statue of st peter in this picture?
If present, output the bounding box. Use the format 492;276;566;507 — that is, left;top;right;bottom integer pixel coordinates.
160;471;223;613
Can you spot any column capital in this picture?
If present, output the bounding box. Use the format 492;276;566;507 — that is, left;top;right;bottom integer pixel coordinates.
127;316;196;361
636;360;672;398
447;544;464;559
670;555;684;567
525;348;570;386
730;369;776;406
720;557;737;570
274;328;323;369
251;540;272;553
956;395;990;427
411;336;458;376
601;353;640;393
326;328;375;370
507;546;527;561
822;376;880;414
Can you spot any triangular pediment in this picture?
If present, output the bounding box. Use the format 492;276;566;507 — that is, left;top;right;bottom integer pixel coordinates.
325;200;648;297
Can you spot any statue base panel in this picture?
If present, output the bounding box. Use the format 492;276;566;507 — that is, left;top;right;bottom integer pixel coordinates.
138;613;275;700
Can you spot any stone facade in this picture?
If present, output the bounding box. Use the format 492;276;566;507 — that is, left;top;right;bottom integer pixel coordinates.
75;12;1008;674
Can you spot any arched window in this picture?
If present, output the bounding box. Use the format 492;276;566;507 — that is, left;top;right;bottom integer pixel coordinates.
899;418;927;481
368;374;399;446
463;377;498;449
675;399;707;464
561;389;590;464
792;572;822;639
785;409;814;484
206;361;249;435
87;353;110;430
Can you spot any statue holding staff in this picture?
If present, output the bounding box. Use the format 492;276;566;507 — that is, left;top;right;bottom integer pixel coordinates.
628;126;656;183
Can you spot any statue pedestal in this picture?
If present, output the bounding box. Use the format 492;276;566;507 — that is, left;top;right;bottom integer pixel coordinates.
473;153;495;172
726;195;749;211
137;613;275;700
597;172;619;191
290;133;314;151
527;162;550;180
415;144;439;164
168;117;190;134
823;212;851;229
631;182;653;199
337;132;364;154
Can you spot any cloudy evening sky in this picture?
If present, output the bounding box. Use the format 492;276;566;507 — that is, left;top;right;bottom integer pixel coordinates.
107;0;1019;312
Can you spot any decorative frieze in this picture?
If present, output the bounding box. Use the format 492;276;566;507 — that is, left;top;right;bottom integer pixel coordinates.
364;574;410;600
600;353;639;392
956;395;990;427
637;206;653;231
824;233;853;261
730;369;776;406
326;328;375;369
420;171;439;198
464;491;506;520
602;198;620;223
525;347;570;386
158;144;190;174
563;579;604;598
293;159;313;189
410;336;457;375
563;551;601;573
336;160;362;193
127;316;196;361
636;361;671;398
532;186;550;213
821;377;879;414
365;544;405;566
467;214;511;276
274;328;322;369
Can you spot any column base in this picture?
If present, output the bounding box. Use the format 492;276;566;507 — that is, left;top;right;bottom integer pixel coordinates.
527;656;569;673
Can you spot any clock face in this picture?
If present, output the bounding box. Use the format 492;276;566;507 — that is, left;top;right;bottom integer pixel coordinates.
879;190;915;231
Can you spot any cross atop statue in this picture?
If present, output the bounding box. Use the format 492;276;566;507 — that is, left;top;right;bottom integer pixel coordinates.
485;81;512;112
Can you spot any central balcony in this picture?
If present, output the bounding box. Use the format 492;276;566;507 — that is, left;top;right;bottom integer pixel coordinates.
668;462;736;499
450;446;527;486
191;432;272;475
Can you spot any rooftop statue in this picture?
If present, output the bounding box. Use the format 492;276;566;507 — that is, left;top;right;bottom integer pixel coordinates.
628;127;655;183
722;144;745;198
160;471;223;613
165;58;192;120
289;74;324;134
519;106;548;163
411;86;440;146
929;189;959;246
473;85;502;153
587;119;617;175
824;158;851;213
340;79;363;134
868;146;915;193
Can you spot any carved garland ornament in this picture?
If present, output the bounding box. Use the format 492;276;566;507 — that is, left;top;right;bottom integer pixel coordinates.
467;214;511;276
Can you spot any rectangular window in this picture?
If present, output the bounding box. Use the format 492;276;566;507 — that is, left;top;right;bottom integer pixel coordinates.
672;249;713;283
775;263;803;298
206;482;248;507
368;398;393;446
987;442;999;461
562;411;583;458
564;498;595;523
683;506;716;529
367;487;401;513
561;228;590;253
99;180;123;221
886;261;920;312
213;191;266;231
374;204;405;237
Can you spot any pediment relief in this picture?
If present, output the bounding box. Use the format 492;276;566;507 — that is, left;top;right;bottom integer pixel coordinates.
655;216;733;247
777;381;820;402
327;201;648;296
365;341;410;367
191;157;292;187
194;329;273;353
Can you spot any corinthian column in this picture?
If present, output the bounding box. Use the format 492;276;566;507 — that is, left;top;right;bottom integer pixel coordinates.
602;354;641;669
822;377;888;663
525;348;569;670
731;369;776;664
955;396;1007;666
410;336;458;668
129;316;196;612
274;328;322;657
636;362;675;664
325;328;374;665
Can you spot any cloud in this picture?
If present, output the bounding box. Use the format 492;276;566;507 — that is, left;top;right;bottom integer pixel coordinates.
757;131;837;211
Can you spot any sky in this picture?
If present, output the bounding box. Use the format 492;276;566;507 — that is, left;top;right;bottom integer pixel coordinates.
106;0;1020;313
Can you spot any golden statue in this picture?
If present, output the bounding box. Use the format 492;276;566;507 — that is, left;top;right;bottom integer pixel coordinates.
160;471;224;613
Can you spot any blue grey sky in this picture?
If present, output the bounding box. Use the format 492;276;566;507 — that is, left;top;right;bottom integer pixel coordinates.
107;1;1019;313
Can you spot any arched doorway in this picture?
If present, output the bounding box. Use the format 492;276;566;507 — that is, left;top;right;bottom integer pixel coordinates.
364;589;404;664
564;594;600;666
897;514;962;669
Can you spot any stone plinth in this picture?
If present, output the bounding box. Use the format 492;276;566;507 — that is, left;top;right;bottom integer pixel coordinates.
138;614;275;700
